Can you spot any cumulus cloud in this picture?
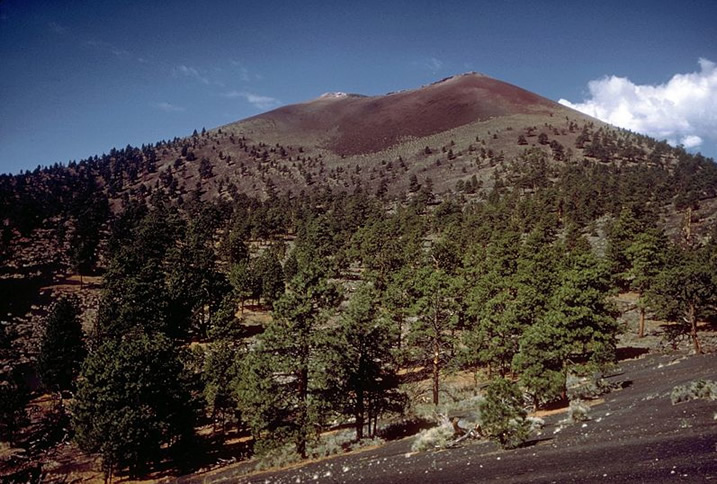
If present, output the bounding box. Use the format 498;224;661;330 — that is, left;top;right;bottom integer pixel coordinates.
559;58;717;150
153;102;185;113
224;90;281;110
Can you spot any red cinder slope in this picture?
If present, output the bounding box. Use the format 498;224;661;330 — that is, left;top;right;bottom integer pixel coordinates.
245;72;558;155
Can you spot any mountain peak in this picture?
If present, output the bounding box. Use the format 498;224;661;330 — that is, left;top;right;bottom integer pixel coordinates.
318;92;350;99
428;71;488;85
242;72;560;155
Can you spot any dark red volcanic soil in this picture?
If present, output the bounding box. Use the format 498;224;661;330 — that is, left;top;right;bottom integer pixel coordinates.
247;73;558;155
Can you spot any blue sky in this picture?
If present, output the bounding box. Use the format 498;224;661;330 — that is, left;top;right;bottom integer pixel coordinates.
1;0;716;174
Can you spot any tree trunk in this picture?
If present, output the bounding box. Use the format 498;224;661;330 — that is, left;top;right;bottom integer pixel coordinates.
297;365;309;458
396;309;403;350
638;306;646;338
688;303;702;354
355;388;365;440
432;342;440;406
432;301;441;406
685;207;693;245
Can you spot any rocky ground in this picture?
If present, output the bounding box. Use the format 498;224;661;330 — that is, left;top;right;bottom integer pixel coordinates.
178;352;717;484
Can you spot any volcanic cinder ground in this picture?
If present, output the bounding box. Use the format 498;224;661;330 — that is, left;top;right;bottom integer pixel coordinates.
178;352;717;484
241;73;559;156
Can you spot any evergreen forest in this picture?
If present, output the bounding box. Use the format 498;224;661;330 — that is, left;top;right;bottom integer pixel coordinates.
1;117;717;481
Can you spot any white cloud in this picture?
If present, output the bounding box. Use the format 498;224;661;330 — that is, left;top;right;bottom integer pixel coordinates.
174;64;209;84
559;58;717;150
424;57;444;72
230;60;251;82
174;64;226;87
223;90;280;110
413;57;444;73
681;135;703;149
175;64;210;85
153;102;185;113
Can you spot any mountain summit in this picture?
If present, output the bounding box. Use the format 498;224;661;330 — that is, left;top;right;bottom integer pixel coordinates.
236;72;570;156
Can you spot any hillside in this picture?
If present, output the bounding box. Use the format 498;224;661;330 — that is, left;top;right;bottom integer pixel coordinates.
2;72;717;483
237;73;557;155
181;352;717;484
124;72;663;199
3;72;716;228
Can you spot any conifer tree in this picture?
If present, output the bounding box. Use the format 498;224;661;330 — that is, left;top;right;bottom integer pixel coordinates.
255;247;285;305
625;230;666;337
324;284;404;439
38;296;86;393
407;265;458;406
647;243;716;353
515;251;618;403
462;231;527;377
201;340;241;436
479;378;531;449
0;322;28;442
72;332;196;480
235;261;340;457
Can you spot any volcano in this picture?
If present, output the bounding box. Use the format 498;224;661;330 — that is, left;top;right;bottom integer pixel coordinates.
234;72;581;156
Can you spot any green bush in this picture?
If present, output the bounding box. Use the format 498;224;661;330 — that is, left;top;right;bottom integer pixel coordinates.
671;379;717;404
567;399;590;422
479;378;531;449
253;444;301;471
411;424;455;452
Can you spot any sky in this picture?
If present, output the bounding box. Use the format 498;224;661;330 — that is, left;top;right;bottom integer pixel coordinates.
1;0;716;175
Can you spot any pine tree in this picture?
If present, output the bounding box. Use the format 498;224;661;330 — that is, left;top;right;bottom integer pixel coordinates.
647;244;716;353
464;269;521;376
0;323;28;442
515;251;618;403
605;206;654;287
625;230;666;337
72;333;196;480
255;247;285;305
462;231;530;377
38;296;86;393
407;265;458;405
235;263;340;457
479;378;531;449
98;203;184;339
324;284;404;439
202;340;241;436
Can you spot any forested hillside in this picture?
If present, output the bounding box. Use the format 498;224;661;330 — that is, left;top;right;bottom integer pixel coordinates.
2;74;717;481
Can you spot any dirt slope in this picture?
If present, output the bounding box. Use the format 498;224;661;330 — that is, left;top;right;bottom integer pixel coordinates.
239;73;561;156
177;352;717;483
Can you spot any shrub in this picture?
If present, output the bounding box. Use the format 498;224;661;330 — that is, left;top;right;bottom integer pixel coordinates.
671;380;717;404
526;416;545;431
411;424;455;452
567;399;590;422
253;444;301;471
309;429;385;459
479;378;531;449
566;371;611;400
253;430;387;470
